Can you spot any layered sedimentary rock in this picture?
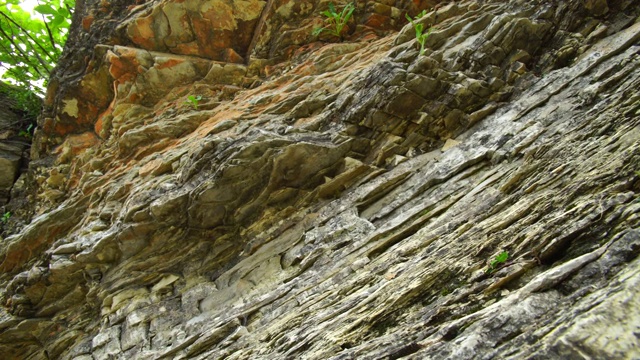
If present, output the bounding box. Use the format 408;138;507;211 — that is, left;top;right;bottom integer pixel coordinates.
0;83;34;208
1;0;640;359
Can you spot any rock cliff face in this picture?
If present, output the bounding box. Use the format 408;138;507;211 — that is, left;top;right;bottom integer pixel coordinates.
1;0;640;358
0;83;35;209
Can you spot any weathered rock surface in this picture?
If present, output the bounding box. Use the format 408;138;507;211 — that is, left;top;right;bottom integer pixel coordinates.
0;83;34;210
2;0;640;359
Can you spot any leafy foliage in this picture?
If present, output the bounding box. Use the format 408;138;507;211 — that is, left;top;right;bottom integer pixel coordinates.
0;81;40;137
1;212;10;223
405;11;433;56
312;2;355;39
0;80;41;119
0;0;74;96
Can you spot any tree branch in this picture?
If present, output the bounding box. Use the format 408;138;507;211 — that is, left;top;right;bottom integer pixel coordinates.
0;25;49;77
0;11;54;67
40;13;58;54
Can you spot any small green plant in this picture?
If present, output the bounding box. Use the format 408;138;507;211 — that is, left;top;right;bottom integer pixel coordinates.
312;2;355;39
405;11;434;55
185;95;202;110
18;123;33;139
486;251;509;274
0;82;42;120
1;212;10;224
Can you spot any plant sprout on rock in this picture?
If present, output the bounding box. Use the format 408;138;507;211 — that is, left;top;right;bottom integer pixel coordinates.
312;2;355;40
185;95;202;110
406;10;434;55
486;251;509;274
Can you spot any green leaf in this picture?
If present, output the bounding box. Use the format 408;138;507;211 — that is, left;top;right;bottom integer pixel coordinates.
59;7;71;17
34;4;58;15
185;95;202;109
344;6;355;20
328;2;336;14
485;251;509;274
52;15;65;26
495;251;509;263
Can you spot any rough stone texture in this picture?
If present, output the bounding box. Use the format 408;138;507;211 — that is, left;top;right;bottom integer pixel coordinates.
0;84;33;211
0;143;21;194
2;0;640;359
123;0;267;61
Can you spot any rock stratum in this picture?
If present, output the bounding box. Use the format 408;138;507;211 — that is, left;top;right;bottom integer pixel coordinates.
1;0;640;359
